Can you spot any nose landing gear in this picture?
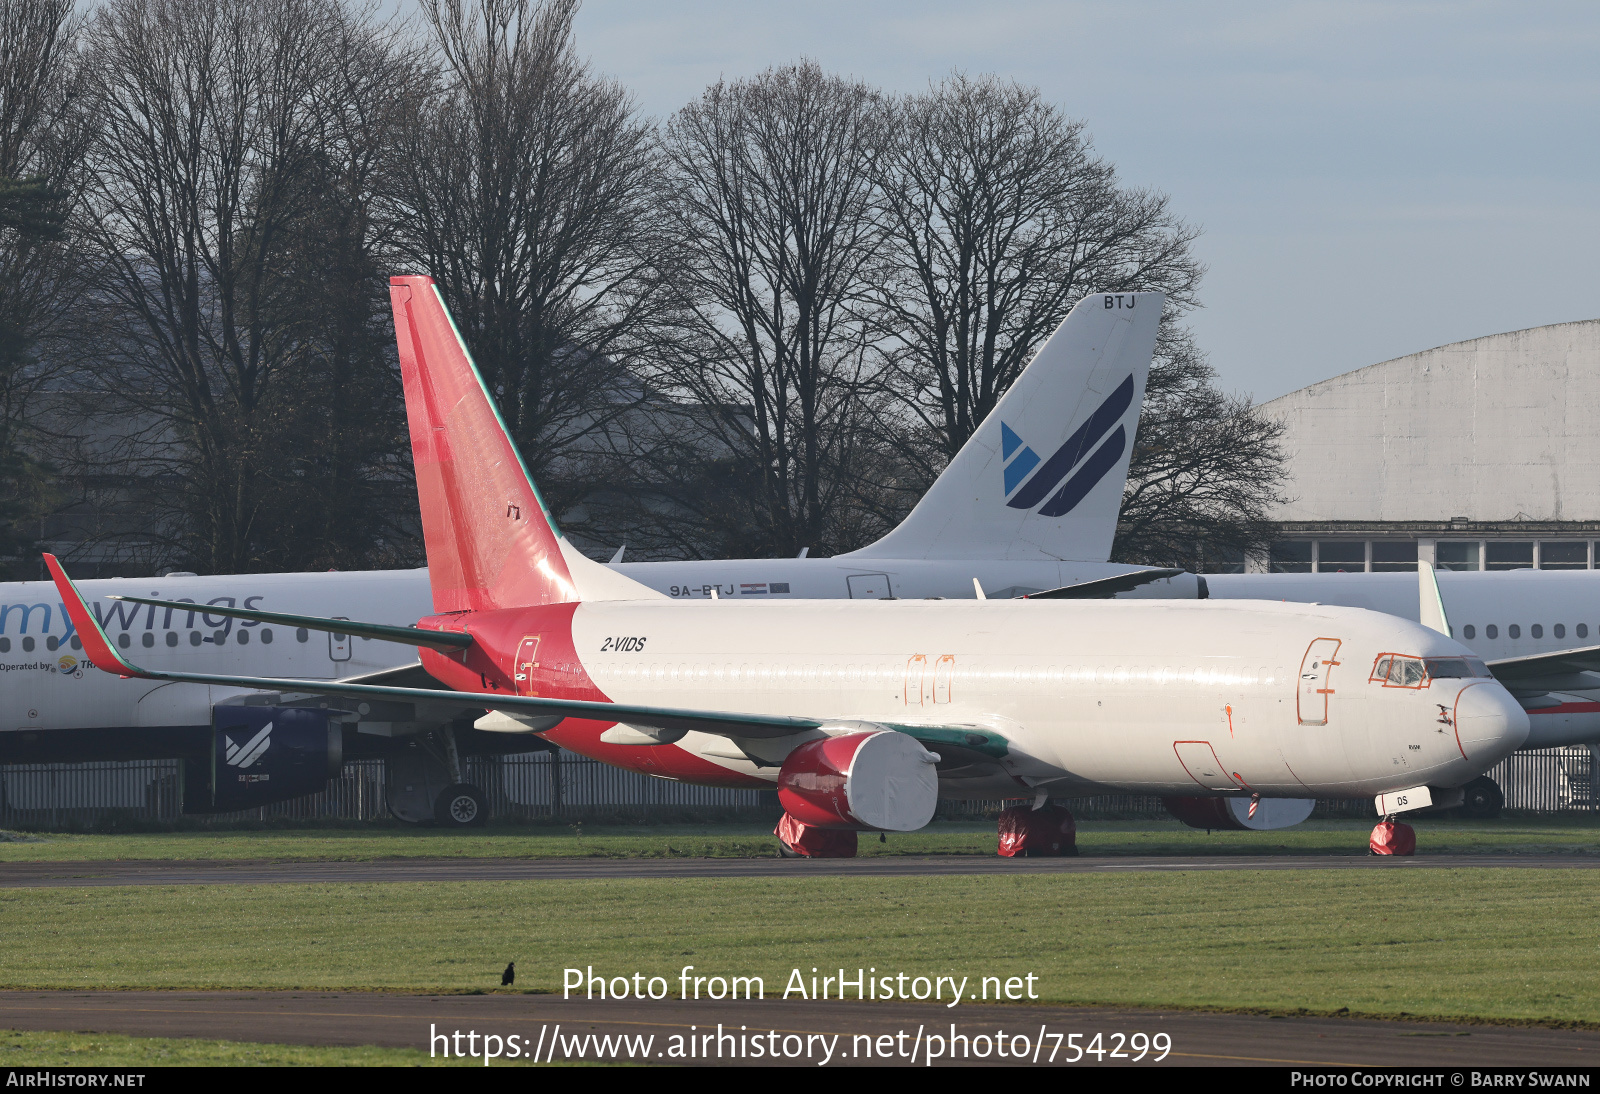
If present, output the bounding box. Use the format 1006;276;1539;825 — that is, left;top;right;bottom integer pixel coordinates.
1369;814;1416;856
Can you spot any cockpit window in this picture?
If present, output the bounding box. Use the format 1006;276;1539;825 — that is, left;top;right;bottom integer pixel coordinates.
1371;654;1427;687
1427;657;1492;679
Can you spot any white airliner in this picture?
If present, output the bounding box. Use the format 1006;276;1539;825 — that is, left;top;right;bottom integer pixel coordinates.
42;276;1531;855
1205;571;1600;754
0;289;1187;822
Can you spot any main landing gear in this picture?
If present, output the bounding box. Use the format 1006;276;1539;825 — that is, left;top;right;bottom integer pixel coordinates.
996;800;1077;857
774;813;858;857
385;729;490;828
1459;776;1504;819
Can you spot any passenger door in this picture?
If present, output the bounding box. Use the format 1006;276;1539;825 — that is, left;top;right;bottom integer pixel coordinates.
1296;638;1343;726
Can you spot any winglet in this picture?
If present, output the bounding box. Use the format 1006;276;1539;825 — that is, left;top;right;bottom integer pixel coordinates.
42;554;147;679
1418;558;1452;637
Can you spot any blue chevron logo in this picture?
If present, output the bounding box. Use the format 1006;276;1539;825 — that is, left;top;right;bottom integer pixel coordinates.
1002;374;1134;517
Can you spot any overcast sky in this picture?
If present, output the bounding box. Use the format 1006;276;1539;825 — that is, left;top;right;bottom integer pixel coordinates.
557;0;1600;403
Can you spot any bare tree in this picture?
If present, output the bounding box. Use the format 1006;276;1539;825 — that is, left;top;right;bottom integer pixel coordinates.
392;0;665;524
646;62;889;558
74;0;422;573
1111;326;1285;570
0;0;86;566
872;74;1203;485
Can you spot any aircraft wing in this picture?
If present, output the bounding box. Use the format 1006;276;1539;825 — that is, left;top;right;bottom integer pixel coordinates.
1485;644;1600;681
45;555;1009;757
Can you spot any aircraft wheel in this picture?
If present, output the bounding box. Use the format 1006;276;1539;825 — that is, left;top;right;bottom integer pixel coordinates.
1459;776;1504;819
435;783;488;828
777;839;803;858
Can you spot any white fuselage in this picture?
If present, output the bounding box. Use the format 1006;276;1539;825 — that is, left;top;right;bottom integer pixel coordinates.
0;558;1190;738
1207;570;1600;748
560;597;1528;799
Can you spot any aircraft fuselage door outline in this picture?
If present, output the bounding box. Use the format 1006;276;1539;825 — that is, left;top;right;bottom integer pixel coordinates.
1173;740;1240;791
847;573;892;600
516;636;542;697
1297;638;1343;726
329;618;351;662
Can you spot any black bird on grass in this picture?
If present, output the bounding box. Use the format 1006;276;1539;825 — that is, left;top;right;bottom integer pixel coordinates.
501;962;515;987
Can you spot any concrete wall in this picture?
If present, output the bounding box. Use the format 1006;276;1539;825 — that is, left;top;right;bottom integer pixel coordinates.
1262;318;1600;522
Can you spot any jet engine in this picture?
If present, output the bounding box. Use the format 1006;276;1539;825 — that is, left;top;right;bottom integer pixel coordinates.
1163;795;1315;831
183;705;344;814
776;729;940;832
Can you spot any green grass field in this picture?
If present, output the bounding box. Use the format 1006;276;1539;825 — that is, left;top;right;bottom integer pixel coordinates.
2;815;1597;862
0;1028;470;1066
2;868;1598;1025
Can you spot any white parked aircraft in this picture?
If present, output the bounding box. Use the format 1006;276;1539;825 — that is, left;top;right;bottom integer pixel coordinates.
0;289;1184;821
42;276;1531;854
1204;569;1600;798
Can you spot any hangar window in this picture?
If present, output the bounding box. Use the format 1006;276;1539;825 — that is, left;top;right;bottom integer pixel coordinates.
1508;624;1521;639
1371;542;1417;572
1555;624;1566;639
1270;541;1312;573
1486;542;1534;571
1531;624;1544;639
1317;541;1365;573
1436;542;1480;571
1485;625;1498;639
1539;541;1588;569
1463;625;1476;639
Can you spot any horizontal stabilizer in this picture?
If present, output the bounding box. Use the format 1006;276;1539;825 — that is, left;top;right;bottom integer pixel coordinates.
102;594;472;653
1023;567;1186;599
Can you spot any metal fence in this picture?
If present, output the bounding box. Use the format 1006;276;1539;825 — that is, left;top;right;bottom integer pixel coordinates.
1;745;1595;828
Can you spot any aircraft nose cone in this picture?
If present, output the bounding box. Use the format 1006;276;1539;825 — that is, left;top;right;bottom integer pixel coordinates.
1453;683;1529;759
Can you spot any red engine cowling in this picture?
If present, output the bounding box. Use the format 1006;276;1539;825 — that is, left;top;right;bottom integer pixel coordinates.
776;730;939;831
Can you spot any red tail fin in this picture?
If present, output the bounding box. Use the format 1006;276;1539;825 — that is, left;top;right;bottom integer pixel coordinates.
390;276;577;613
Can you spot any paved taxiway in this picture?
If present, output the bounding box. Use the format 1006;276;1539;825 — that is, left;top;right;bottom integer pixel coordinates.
0;990;1593;1066
0;853;1597;888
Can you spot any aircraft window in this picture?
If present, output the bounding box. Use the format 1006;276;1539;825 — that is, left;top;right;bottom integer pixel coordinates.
261;628;273;644
1508;624;1521;639
1555;624;1566;639
212;630;226;644
22;636;33;652
115;634;128;650
1532;624;1544;639
237;630;250;645
296;628;309;642
70;637;81;651
166;632;178;647
1465;658;1493;677
0;638;9;652
46;637;57;651
1486;625;1498;639
1424;658;1479;679
1463;625;1476;639
1581;624;1591;639
1374;655;1426;687
189;631;201;646
141;633;154;648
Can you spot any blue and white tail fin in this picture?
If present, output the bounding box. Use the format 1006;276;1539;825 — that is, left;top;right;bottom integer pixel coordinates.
844;292;1163;562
